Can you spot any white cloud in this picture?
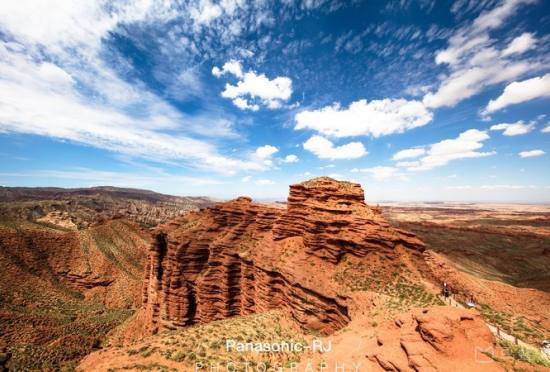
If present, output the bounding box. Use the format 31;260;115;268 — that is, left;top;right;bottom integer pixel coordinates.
255;145;279;159
518;149;545;158
303;135;367;160
0;1;277;176
490;120;534;136
213;60;292;110
501;32;536;57
423;61;533;109
282;154;299;163
232;97;259;111
392;148;426;160
255;179;275;185
211;59;244;78
395;161;420;168
351;166;406;181
484;74;550;113
0;45;270;175
189;0;223;26
423;0;540;109
402;129;495;171
295;99;432;138
542;123;550;133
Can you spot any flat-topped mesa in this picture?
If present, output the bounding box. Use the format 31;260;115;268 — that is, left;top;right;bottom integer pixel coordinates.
274;177;424;262
288;177;367;212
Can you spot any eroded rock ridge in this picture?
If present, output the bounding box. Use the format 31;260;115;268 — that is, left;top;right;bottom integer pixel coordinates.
143;177;424;334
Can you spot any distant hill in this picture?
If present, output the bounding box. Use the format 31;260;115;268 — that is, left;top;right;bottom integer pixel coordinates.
0;186;214;370
0;186;214;229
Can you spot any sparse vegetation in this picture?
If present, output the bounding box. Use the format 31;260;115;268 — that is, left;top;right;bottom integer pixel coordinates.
498;339;550;368
121;311;306;372
334;257;443;314
478;304;547;345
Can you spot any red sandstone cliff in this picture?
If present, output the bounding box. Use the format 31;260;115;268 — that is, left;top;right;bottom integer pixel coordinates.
142;177;425;335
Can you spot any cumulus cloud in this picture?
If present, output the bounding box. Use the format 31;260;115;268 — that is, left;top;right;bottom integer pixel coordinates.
423;0;540;109
213;60;292;110
282;154;299;163
490;120;534;136
211;59;244;78
392;148;426;160
484;74;550;113
400;129;495;171
232;97;259;111
543;124;550;133
303;135;367;160
518;149;545;158
351;166;405;181
295;99;432;138
254;145;278;159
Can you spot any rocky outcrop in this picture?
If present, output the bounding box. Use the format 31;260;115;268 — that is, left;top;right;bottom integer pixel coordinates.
366;307;504;371
273;177;424;262
143;196;350;334
143;177;424;335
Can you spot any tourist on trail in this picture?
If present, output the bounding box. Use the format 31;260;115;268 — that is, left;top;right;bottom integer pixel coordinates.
443;282;450;300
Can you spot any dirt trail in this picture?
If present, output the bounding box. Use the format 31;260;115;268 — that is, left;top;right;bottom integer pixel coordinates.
440;295;545;355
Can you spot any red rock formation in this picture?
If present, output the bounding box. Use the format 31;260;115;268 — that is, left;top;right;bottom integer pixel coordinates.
143;177;424;335
273;177;424;262
366;307;504;371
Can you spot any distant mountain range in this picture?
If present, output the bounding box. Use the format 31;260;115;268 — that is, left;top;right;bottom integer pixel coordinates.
0;186;214;229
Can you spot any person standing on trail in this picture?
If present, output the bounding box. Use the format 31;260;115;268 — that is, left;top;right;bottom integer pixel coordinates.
443;282;450;299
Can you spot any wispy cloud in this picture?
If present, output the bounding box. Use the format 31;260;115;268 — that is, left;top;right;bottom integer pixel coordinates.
0;1;283;175
518;149;545;158
484;74;550;114
423;0;541;110
0;167;224;188
351;166;407;181
490;120;535;136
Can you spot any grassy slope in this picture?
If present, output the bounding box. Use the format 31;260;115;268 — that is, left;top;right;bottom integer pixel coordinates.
0;219;149;371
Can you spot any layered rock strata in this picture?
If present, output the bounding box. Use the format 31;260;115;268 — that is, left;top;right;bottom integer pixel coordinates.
143;177;424;334
273;177;424;262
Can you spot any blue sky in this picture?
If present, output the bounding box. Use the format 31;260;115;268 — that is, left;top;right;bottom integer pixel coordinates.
0;0;549;202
